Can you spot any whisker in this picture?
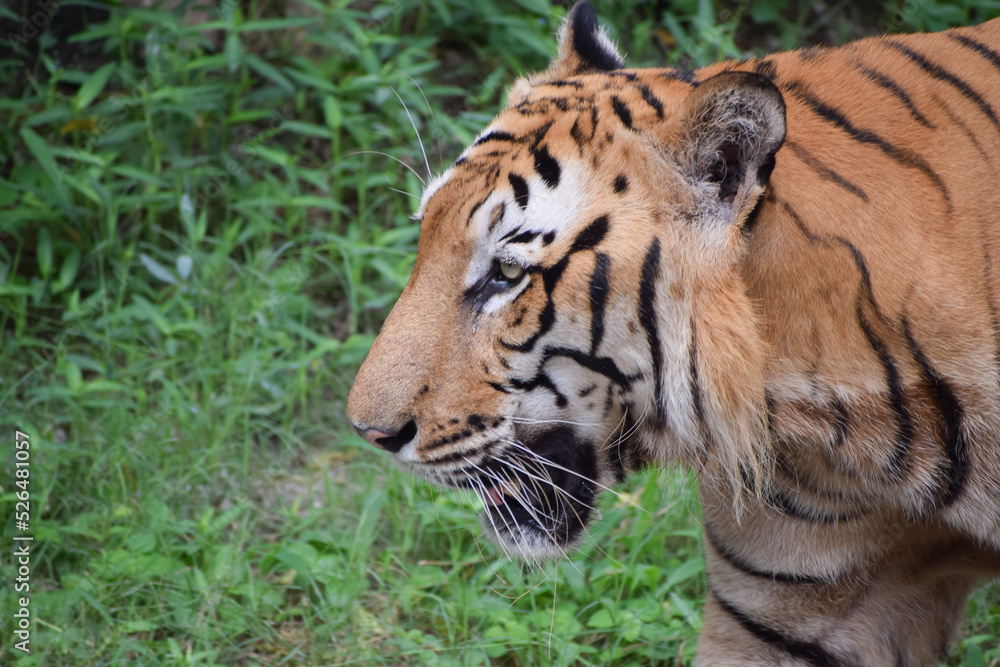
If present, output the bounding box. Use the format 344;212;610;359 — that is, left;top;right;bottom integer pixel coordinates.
509;416;602;428
465;459;536;554
343;150;426;186
387;186;420;200
389;67;444;165
496;454;599;514
501;438;643;510
468;474;513;560
389;86;432;181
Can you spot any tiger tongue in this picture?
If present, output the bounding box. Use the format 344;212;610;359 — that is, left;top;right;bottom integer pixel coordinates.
485;487;505;506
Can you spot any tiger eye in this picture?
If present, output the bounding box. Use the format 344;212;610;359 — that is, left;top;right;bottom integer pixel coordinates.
499;260;523;280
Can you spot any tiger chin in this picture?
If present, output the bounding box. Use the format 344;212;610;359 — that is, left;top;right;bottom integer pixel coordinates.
348;2;1000;665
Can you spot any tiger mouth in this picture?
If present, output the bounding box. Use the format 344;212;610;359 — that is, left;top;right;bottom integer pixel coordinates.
470;426;600;560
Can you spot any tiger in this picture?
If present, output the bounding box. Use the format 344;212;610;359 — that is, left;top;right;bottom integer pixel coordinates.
347;2;1000;664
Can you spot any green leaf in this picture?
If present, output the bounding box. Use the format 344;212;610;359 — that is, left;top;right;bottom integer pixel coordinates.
323;95;342;130
129;295;172;334
37;228;53;277
246;55;293;93
966;642;985;667
587;607;615;629
224;33;243;73
65;361;82;391
179;193;196;240
666;557;704;587
20;127;67;200
139;254;177;284
52;247;81;294
283;120;331;139
110;165;168;187
238;17;315;32
176;255;192;281
74;63;115;112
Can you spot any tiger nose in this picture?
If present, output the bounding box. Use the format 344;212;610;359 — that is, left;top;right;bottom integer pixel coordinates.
355;419;418;453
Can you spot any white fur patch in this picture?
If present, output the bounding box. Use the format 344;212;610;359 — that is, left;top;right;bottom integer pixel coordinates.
416;166;454;220
464;162;588;306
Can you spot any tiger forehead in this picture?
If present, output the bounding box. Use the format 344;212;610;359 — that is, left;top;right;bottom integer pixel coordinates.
416;76;693;233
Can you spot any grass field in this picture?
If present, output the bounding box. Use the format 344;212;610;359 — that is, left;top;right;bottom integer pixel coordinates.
1;0;999;664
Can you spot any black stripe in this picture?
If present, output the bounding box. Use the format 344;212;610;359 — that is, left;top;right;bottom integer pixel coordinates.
571;107;600;148
930;92;989;161
529;121;554;150
608;70;639;81
831;398;849;447
425;427;474;450
532;144;561;188
516;97;573;115
662;68;696;84
474;131;517;146
775;449;878;506
777;194;913;481
785;140;868;202
499;225;523;242
466;197;488;227
844;244;912;481
637;84;664;119
571;215;609;253
500;288;556;353
570;118;585;148
767;484;866;523
902;318;968;507
507;230;539;245
783;80;949;205
704;524;835;585
488;202;506;233
949;32;1000;74
508;173;530;209
886;40;1000;133
541;346;635;390
799;46;823;61
852;61;934;128
610;96;634;130
589;253;610;353
688;318;709;444
752;58;777;81
638;238;665;428
509;371;567;407
711;589;852;667
500;217;605;354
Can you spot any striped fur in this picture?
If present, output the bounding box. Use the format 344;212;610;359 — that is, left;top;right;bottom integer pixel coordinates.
348;2;1000;664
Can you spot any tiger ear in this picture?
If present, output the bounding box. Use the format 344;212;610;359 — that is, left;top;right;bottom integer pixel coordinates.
675;71;786;228
546;1;624;78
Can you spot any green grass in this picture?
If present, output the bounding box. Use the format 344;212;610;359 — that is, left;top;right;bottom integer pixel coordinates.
1;0;999;665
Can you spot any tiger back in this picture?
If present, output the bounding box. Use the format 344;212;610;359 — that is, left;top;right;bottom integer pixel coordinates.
348;3;1000;664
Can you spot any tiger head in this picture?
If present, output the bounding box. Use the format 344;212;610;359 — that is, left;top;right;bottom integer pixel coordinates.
347;1;784;561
